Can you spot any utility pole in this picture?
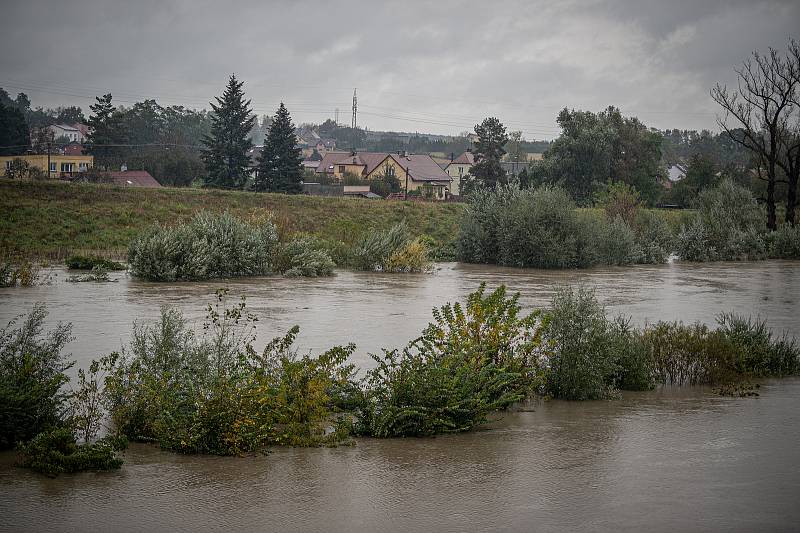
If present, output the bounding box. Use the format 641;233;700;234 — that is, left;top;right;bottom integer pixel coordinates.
404;166;409;200
351;88;357;130
47;140;51;179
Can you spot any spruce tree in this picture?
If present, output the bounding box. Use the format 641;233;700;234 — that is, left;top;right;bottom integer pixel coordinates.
469;117;509;191
252;103;303;193
202;75;255;189
86;93;127;168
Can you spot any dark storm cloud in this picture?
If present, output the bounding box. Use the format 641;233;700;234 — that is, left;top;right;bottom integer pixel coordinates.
1;0;797;138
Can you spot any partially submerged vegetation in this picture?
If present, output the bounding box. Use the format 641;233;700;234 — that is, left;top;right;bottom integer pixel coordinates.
0;305;125;476
65;255;125;271
2;283;798;476
459;180;799;269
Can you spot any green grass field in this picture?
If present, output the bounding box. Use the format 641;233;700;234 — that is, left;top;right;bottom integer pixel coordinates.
0;180;466;260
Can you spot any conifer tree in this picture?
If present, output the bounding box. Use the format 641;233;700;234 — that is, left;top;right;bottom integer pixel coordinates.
202;75;255;189
467;117;509;192
252;103;303;193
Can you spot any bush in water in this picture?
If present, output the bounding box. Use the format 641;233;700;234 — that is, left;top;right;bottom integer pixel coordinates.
676;179;767;262
0;305;73;449
127;211;278;281
458;184;673;269
356;285;545;437
19;427;126;478
716;313;800;377
543;287;619;400
277;235;336;278
768;224;800;259
65;255;125;271
350;221;431;272
103;290;357;455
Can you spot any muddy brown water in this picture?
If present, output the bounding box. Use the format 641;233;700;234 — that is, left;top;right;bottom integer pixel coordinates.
1;261;799;532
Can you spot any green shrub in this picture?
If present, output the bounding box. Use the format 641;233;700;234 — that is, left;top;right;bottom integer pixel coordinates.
0;305;73;449
595;181;642;225
768;224;800;259
19;427;126;478
357;285;544;437
66;265;112;283
632;210;675;264
350;221;430;272
594;216;640;266
677;179;766;262
641;322;738;385
543;287;618;400
127;211;278;281
608;317;654;391
103;290;356;455
0;261;17;287
278;236;336;277
716;313;800;377
459;185;671;269
65;255;125;271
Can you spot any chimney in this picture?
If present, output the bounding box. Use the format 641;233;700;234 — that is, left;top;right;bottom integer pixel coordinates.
121;164;127;172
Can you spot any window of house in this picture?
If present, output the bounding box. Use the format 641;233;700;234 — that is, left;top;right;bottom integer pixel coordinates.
61;163;74;172
50;162;56;172
339;165;345;173
386;165;395;177
79;163;88;171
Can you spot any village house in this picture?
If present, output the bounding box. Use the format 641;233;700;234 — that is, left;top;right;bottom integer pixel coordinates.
313;151;452;199
0;153;94;179
48;124;86;143
444;151;475;196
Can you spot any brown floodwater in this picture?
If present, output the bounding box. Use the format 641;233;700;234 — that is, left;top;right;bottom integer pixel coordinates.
1;261;799;532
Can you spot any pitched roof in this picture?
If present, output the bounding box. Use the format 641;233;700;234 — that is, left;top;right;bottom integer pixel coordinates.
109;170;162;188
393;154;451;182
316;151;351;174
449;151;475;165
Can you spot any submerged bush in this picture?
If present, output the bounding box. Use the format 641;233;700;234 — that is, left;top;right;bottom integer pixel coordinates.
351;221;431;272
65;255;125;271
66;265;112;283
103;290;356;455
458;184;671;269
632;210;675;264
0;305;73;449
768;224;800;259
19;427;126;478
127;211;278;281
716;313;800;377
357;285;544;437
543;288;619;400
278;236;336;278
677;179;766;262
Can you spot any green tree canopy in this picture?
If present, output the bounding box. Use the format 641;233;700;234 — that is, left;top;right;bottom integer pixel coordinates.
468;117;509;192
0;102;30;156
252;103;303;194
534;106;664;205
202;75;255;189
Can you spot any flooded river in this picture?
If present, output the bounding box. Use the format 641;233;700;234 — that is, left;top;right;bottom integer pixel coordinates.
1;261;799;531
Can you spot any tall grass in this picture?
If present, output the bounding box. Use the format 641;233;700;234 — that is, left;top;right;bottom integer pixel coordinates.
350;221;432;273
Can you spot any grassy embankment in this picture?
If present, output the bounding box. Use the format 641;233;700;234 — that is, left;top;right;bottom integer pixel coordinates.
0;180;466;260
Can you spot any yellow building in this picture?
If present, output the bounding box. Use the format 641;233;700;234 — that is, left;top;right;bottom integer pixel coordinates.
313;151;451;199
444;151;475;196
0;154;94;178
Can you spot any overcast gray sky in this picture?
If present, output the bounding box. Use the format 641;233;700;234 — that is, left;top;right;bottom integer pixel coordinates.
1;0;797;139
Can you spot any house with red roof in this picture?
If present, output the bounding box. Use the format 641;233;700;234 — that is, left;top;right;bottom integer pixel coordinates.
313;151;452;199
109;169;162;188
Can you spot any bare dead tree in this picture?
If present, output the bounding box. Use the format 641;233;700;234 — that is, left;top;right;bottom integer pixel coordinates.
778;39;800;226
711;42;799;230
